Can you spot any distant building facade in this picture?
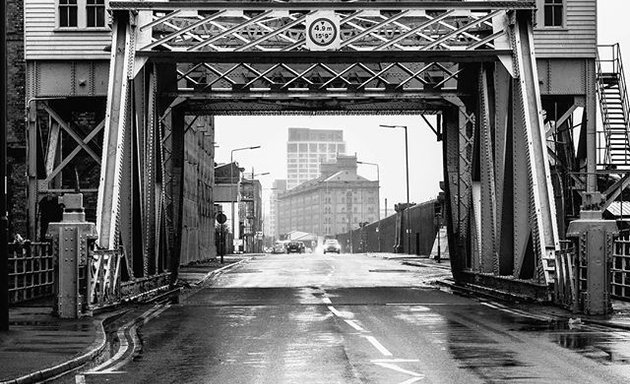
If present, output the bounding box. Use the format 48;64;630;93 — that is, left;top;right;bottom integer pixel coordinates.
239;175;263;253
287;128;346;190
278;155;379;237
268;179;287;240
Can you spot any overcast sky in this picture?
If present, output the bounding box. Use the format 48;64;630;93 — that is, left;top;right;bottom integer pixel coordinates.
214;1;630;215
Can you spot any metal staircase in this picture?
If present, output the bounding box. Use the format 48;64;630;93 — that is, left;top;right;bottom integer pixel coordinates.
597;44;630;168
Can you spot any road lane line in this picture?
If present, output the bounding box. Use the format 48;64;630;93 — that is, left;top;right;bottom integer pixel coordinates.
373;362;424;377
481;302;550;321
364;335;393;356
344;319;366;332
90;305;163;372
371;359;420;363
398;377;424;384
327;305;344;318
322;297;332;304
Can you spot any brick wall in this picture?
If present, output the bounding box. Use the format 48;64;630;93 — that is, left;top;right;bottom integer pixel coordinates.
6;0;27;238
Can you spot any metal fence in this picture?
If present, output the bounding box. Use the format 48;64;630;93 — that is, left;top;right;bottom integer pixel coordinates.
612;229;630;300
8;241;55;304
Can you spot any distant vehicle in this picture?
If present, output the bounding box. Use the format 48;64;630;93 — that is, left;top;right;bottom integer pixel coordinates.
286;241;305;254
323;239;341;254
272;242;286;254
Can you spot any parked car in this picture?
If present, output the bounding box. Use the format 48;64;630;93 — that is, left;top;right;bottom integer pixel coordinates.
272;242;286;254
286;241;305;254
323;239;341;254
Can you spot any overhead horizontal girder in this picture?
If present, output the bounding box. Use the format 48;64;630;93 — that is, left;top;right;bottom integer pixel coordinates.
173;61;463;94
110;1;536;11
111;1;526;57
180;97;447;115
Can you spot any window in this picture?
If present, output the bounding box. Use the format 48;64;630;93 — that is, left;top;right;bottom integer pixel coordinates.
86;0;106;27
544;0;563;27
58;0;108;29
59;0;78;27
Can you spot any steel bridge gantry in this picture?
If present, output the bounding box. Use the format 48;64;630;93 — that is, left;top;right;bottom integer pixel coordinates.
99;0;586;296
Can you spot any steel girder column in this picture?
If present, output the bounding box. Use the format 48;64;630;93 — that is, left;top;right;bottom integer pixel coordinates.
97;11;134;250
494;63;515;276
145;67;159;275
478;66;498;274
442;99;476;278
160;105;185;284
509;12;559;284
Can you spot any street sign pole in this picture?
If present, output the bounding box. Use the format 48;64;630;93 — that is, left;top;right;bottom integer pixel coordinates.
1;0;10;331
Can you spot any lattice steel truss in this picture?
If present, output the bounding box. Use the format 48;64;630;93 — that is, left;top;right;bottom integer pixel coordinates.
175;61;462;93
112;1;523;54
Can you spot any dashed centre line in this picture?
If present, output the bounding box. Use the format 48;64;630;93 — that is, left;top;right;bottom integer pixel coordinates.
344;319;366;332
320;292;424;382
327;305;344;318
363;335;393;356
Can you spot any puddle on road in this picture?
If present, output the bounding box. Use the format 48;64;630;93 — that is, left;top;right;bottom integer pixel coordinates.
511;318;630;365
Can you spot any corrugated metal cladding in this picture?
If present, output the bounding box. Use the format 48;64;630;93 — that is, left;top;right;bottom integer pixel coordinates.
25;0;111;60
533;0;597;58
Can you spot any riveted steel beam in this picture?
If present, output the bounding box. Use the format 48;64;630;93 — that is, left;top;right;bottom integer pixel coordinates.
110;2;536;11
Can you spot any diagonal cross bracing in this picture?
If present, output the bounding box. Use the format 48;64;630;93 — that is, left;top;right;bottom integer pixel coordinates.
108;1;533;56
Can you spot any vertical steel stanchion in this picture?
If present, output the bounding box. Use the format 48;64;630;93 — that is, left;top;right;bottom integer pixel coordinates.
0;0;10;331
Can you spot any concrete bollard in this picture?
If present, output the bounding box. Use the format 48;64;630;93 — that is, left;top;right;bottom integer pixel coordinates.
46;193;98;319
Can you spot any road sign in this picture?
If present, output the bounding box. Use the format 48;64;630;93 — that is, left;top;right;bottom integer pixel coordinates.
306;11;340;51
216;213;227;224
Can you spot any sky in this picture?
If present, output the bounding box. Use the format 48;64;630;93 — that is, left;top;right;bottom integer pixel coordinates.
214;1;630;217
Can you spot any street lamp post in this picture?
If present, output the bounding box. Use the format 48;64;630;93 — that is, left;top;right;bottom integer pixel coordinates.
356;160;380;220
230;146;260;255
380;124;410;254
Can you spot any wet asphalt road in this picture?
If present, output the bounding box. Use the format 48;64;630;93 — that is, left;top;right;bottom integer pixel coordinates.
76;253;630;383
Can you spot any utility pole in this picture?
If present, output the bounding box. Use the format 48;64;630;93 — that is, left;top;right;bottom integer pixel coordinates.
1;0;10;331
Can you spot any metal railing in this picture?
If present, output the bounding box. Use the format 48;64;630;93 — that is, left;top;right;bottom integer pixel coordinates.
554;240;578;311
596;43;630;167
86;248;171;312
8;241;54;304
612;229;630;300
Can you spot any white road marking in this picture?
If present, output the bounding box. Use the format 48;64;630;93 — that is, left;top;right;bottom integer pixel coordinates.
322;297;332;304
75;374;86;384
371;359;420;363
373;362;424;377
364;335;393;356
103;324;139;372
90;304;165;373
398;377;424;384
327;305;344;318
481;302;550;321
344;319;366;332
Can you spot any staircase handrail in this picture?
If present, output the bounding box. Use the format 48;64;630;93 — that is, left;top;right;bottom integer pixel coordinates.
596;44;614;165
615;44;630;153
597;43;630;165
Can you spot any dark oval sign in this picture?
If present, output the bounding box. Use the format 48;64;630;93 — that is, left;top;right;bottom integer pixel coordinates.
216;213;227;224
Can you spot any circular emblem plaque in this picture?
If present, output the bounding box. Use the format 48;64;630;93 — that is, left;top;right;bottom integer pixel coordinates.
309;17;338;47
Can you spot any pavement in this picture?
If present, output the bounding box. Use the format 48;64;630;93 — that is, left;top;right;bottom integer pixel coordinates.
0;254;255;384
1;251;629;383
